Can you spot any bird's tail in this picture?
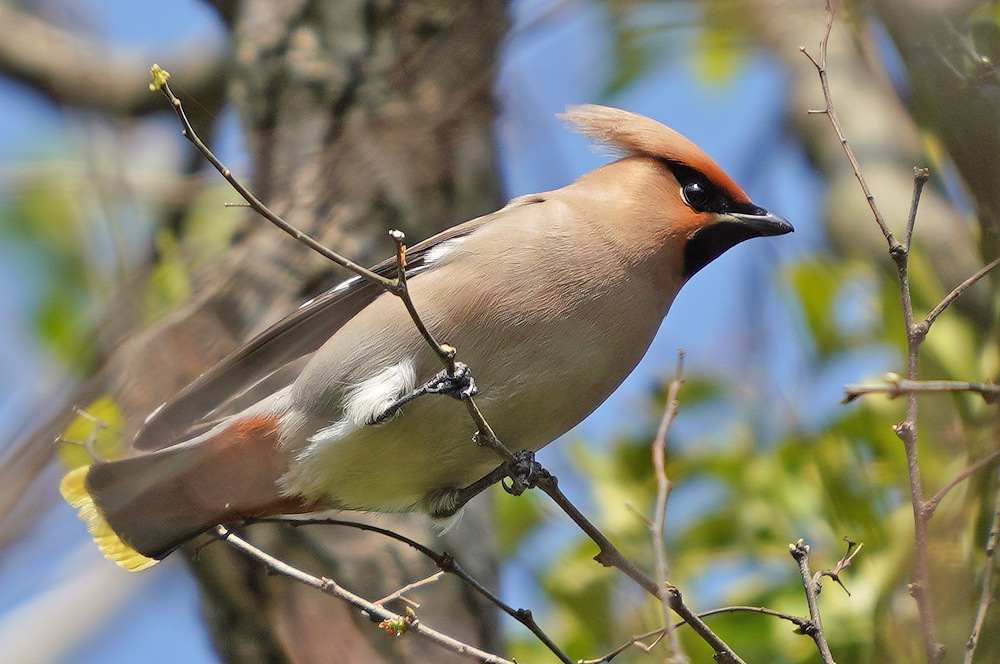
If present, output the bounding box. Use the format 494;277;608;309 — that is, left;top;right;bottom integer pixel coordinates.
60;466;157;571
59;414;317;571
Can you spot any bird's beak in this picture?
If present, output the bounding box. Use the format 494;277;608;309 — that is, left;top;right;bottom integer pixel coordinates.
682;207;793;279
720;210;795;236
722;210;794;237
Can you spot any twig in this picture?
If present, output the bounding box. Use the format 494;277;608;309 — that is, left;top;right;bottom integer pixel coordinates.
904;168;929;254
790;540;838;664
843;376;1000;405
214;526;515;664
649;351;687;663
964;467;1000;664
681;605;811;631
55;406;107;463
255;516;574;664
916;256;1000;341
577;628;665;664
818;537;863;597
374;571;444;607
926;451;1000;518
150;66;396;293
387;229;455;369
800;1;901;254
581;605;813;664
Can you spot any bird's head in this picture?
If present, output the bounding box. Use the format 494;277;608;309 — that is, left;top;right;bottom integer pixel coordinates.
560;104;792;280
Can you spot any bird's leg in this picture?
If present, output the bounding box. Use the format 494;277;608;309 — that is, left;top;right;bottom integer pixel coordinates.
367;362;478;425
424;450;545;518
425;463;509;518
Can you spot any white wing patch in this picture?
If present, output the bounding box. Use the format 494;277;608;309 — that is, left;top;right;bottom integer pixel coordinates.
306;359;417;446
285;359;417;497
422;236;468;266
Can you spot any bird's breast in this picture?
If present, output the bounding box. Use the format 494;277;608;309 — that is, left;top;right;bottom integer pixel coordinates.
281;232;680;513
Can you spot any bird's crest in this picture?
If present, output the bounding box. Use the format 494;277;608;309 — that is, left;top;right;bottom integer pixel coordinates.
559;104;750;204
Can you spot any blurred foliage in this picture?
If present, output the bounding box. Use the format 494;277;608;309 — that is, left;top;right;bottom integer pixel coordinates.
0;175;97;371
602;0;754;95
0;130;240;371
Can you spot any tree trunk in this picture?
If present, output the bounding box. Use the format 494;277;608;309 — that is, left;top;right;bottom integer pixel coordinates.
5;0;508;661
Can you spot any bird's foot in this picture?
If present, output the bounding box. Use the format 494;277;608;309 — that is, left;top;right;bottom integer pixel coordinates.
422;362;478;401
424;449;543;518
502;450;545;496
367;362;478;425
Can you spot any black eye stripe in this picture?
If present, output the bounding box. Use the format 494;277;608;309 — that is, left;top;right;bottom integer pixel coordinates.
661;160;765;217
662;161;727;214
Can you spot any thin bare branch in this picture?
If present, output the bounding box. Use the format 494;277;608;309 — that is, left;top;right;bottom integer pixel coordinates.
649;351;687;663
373;571;444;607
807;5;943;659
151;70;396;293
925;451;1000;518
534;474;746;664
54;406;107;463
215;526;515;664
800;0;902;253
582;604;814;664
681;605;811;631
790;540;838;664
388;229;458;368
964;468;1000;664
256;516;574;664
904;168;930;251
818;537;863;597
917;256;1000;340
843;376;1000;405
577;628;665;664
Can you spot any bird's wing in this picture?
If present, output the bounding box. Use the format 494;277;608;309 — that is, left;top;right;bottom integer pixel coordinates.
132;197;543;451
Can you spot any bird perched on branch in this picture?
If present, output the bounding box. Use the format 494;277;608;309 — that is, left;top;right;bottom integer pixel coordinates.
61;105;792;571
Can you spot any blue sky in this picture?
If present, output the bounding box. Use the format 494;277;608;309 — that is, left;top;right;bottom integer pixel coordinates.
0;1;843;662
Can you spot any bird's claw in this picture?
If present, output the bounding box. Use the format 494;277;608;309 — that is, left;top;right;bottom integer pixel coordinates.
502;450;544;496
425;362;478;401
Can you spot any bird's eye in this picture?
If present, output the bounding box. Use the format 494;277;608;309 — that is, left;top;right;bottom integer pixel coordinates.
682;182;710;211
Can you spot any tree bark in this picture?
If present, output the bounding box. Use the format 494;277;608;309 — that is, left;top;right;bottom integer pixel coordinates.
2;0;507;661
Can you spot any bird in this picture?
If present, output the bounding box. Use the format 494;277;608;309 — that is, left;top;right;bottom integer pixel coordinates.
61;104;792;571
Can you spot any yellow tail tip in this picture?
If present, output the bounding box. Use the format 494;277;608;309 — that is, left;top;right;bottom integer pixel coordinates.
59;467;158;572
